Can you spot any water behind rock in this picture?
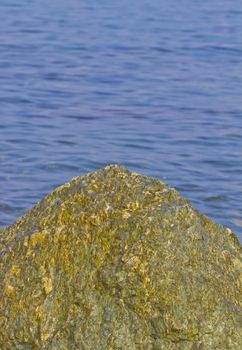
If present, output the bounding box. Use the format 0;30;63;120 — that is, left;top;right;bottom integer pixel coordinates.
0;0;241;242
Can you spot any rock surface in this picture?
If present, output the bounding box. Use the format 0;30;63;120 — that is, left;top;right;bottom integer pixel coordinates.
0;165;241;349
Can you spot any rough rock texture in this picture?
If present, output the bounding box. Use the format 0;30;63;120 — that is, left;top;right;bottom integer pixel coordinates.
0;165;241;349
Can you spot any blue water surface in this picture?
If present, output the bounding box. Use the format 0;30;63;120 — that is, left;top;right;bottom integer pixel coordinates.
0;0;242;242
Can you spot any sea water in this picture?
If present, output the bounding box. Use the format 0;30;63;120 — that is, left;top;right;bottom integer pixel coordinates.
0;0;241;242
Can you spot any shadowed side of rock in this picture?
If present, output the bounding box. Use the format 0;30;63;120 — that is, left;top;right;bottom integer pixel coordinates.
0;165;241;349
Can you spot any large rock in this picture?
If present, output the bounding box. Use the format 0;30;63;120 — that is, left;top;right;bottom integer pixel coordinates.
0;165;241;349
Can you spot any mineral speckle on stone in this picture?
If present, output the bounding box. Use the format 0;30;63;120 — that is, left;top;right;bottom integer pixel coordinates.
0;165;241;349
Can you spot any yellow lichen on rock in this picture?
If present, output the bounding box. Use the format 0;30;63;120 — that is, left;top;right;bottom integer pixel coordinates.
0;165;241;349
42;277;53;294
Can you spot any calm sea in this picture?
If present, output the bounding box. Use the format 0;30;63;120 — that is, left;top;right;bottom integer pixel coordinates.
0;0;241;242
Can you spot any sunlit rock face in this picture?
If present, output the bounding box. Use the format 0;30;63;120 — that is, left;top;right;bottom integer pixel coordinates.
0;165;241;349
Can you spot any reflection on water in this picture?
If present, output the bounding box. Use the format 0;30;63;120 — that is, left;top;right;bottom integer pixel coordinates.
0;0;241;242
